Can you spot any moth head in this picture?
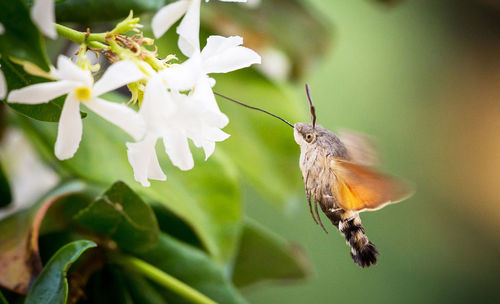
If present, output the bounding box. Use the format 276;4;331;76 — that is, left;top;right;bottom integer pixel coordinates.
294;122;317;145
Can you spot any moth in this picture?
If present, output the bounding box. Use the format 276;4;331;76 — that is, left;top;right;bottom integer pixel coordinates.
215;85;413;268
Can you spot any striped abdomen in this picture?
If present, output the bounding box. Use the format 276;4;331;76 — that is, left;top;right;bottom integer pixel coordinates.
323;208;379;267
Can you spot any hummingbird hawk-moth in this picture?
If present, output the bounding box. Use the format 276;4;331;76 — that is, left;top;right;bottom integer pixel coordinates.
215;85;413;268
293;84;412;267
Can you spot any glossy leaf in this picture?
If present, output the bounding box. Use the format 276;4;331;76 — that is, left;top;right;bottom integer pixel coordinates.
25;240;97;304
55;0;164;24
0;0;50;71
0;182;85;294
0;57;86;122
151;202;203;249
18;96;242;262
232;219;311;288
0;162;12;208
138;233;247;304
75;181;160;254
39;192;95;236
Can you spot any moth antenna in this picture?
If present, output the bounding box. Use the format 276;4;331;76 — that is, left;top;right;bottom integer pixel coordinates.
305;84;317;129
214;92;294;128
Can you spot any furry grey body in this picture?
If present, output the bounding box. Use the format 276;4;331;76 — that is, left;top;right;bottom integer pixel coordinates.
294;123;379;267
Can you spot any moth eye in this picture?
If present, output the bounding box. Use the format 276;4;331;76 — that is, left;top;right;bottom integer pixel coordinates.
305;133;314;143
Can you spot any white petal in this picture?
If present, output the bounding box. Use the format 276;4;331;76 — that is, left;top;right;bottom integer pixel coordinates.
152;0;190;38
201;36;243;59
55;94;82;160
54;56;92;86
7;80;76;104
198;129;229;160
126;136;166;187
192;78;229;127
203;46;261;74
202;141;215;160
30;0;57;39
0;23;5;35
159;54;202;91
163;131;194;171
141;76;176;133
206;127;230;142
177;0;201;57
203;109;230;128
201;36;261;74
93;60;144;96
0;70;6;99
85;98;145;140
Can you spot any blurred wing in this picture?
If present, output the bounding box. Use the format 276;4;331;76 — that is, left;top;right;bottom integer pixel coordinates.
337;129;379;167
330;157;413;212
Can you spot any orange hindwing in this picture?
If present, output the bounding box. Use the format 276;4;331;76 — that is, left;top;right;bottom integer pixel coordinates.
330;157;412;212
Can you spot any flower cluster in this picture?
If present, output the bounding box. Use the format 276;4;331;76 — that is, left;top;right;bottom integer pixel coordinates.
2;0;260;187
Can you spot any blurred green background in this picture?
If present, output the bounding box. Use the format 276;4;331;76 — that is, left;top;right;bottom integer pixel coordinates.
238;0;500;303
2;0;500;303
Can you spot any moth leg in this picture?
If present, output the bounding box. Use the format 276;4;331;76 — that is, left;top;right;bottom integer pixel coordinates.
314;199;328;234
304;171;319;225
307;195;318;225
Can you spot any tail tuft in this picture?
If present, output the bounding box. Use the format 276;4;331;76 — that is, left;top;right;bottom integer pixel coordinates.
350;241;379;268
340;215;379;268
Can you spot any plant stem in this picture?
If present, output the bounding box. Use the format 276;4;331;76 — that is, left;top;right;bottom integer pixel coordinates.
112;255;217;304
55;24;107;45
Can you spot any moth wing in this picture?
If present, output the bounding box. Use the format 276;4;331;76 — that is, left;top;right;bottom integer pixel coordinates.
337;129;379;167
330;157;413;212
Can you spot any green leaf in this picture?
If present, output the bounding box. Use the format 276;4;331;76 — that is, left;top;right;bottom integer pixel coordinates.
18;96;242;262
123;272;167;304
0;182;85;294
232;219;311;288
0;290;7;304
0;0;50;71
74;181;160;254
25;240;97;304
39;192;95;236
0;162;12;208
55;0;164;24
0;58;86;122
151;202;203;249
137;234;247;304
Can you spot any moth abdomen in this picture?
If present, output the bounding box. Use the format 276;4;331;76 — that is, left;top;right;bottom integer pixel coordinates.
339;214;379;267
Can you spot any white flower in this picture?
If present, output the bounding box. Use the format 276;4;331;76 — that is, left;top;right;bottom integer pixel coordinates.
8;56;145;160
0;22;5;35
160;35;260;126
127;75;229;187
151;0;246;56
31;0;57;39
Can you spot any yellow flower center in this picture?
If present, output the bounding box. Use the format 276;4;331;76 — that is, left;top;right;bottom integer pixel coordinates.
74;87;92;101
